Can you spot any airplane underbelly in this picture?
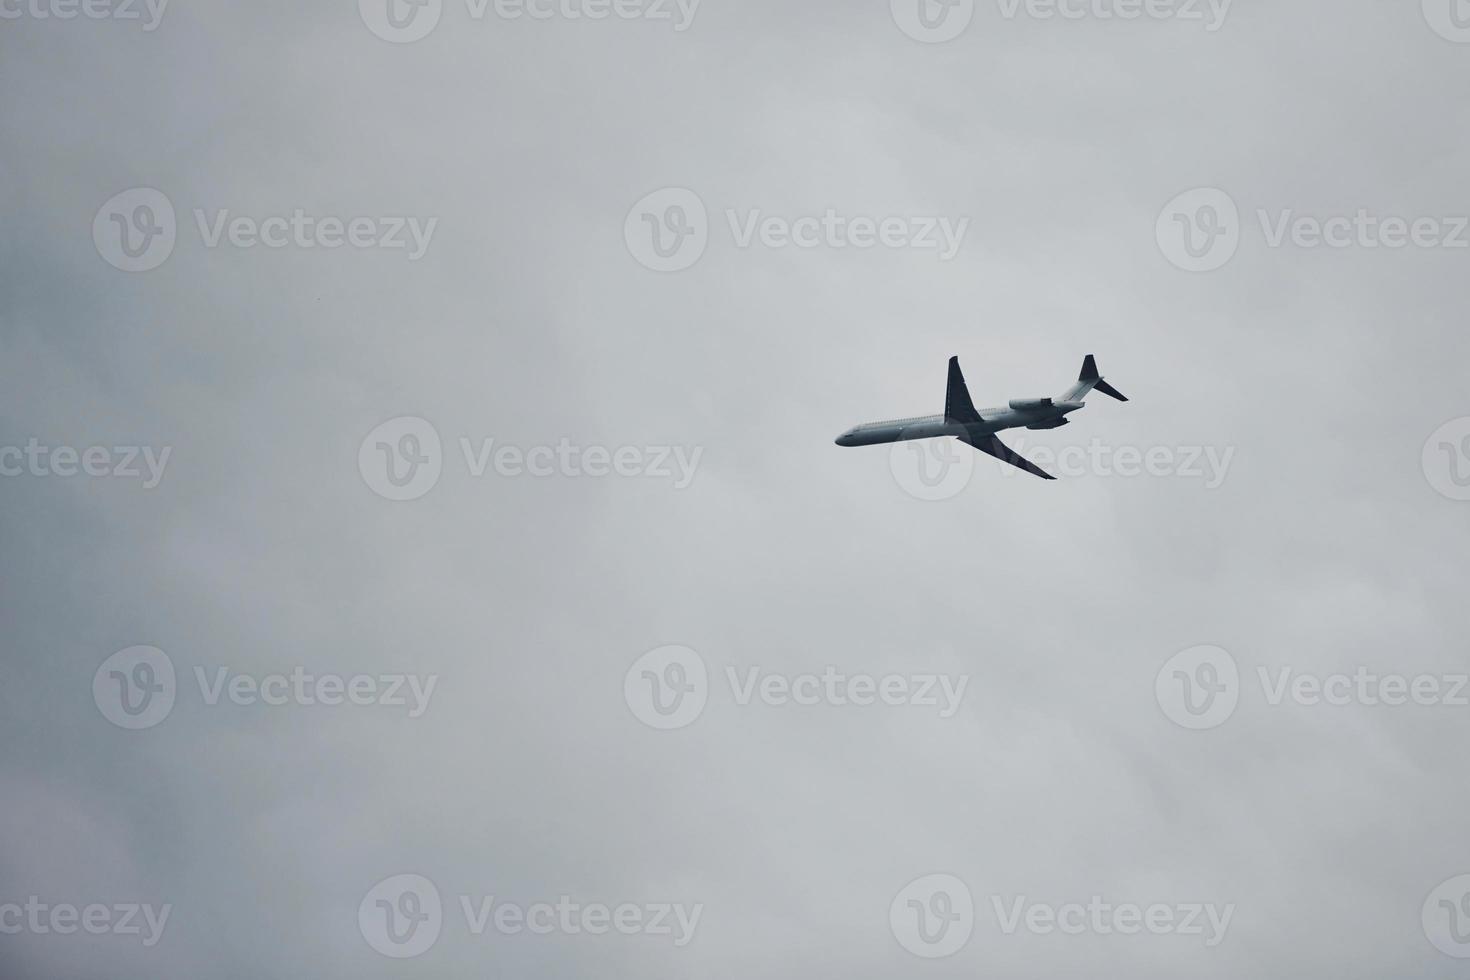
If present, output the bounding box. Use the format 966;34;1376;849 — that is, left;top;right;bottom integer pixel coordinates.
903;422;952;441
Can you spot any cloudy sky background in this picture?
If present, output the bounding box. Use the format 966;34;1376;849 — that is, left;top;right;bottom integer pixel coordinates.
3;0;1470;976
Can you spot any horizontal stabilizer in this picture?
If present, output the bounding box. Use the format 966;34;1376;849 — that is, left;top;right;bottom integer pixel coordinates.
1073;354;1128;402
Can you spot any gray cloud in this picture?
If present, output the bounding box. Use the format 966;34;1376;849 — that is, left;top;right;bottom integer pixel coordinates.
3;1;1470;976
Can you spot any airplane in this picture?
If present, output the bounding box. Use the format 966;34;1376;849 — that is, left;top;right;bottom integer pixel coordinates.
834;355;1128;481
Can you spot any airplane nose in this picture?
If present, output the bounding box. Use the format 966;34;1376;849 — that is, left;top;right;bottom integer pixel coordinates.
835;432;853;447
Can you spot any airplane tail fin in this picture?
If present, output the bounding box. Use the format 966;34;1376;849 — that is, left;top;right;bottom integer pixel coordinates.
945;356;982;424
1074;354;1128;402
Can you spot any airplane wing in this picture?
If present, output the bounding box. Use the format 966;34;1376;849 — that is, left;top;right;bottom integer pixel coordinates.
957;430;1056;481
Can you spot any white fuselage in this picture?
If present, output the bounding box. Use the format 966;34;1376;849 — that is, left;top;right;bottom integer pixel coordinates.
834;401;1084;447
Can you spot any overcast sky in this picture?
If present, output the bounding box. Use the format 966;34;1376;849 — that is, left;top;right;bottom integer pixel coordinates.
4;1;1470;977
